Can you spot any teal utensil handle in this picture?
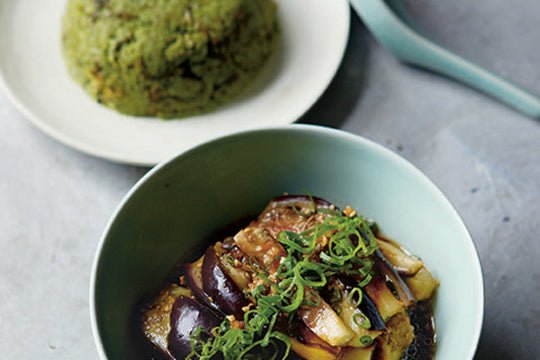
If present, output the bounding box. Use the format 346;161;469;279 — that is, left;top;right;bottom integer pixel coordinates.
350;0;540;118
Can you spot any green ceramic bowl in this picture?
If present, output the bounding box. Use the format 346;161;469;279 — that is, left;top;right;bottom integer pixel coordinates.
91;124;483;360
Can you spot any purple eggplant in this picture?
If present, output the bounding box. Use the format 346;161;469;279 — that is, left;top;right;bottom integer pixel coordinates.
358;289;386;331
269;194;334;209
202;246;250;317
375;249;415;307
168;296;222;359
254;195;337;239
184;256;206;300
184;256;224;315
336;277;386;331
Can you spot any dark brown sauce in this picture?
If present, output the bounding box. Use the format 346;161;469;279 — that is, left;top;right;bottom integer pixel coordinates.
136;207;437;360
400;300;436;360
137;280;436;360
132;304;170;360
282;301;436;360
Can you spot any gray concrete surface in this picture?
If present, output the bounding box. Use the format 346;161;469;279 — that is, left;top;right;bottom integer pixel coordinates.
1;0;538;359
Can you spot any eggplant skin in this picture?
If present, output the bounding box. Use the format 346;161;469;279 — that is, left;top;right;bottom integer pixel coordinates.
141;285;193;359
375;250;415;307
359;290;386;331
183;257;206;301
254;195;336;240
168;296;222;360
184;258;225;316
202;246;250;317
335;277;386;331
269;195;334;209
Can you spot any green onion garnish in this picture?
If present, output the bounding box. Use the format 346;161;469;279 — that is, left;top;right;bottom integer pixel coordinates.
188;200;379;359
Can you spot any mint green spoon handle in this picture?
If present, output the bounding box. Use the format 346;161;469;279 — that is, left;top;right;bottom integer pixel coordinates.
350;0;540;118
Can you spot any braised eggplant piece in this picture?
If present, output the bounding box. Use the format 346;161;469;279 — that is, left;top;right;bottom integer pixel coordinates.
217;254;251;291
184;257;210;302
403;266;439;301
334;277;386;331
141;284;193;359
375;250;415;307
253;195;336;240
269;194;334;208
376;238;424;276
288;325;341;360
322;278;383;349
234;226;287;273
298;297;355;346
363;271;406;322
376;311;415;360
359;290;386;331
168;296;223;359
139;194;438;360
201;246;250;317
234;225;355;346
184;256;225;315
339;346;377;360
183;256;205;300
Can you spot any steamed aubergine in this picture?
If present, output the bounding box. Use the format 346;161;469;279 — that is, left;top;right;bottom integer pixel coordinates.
139;195;439;360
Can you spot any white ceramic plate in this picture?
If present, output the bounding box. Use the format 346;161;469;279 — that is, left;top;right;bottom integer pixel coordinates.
0;0;350;166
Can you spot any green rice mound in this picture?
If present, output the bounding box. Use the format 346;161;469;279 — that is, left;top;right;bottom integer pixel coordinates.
62;0;279;118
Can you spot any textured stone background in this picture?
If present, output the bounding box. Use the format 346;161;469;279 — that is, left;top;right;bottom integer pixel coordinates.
1;0;538;359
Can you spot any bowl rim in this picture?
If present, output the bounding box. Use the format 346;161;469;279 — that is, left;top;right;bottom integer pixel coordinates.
90;123;484;360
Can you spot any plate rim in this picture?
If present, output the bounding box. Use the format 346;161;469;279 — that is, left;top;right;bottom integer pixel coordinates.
0;0;351;166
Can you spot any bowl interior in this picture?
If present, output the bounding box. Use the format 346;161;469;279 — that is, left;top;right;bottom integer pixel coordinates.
92;125;483;360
